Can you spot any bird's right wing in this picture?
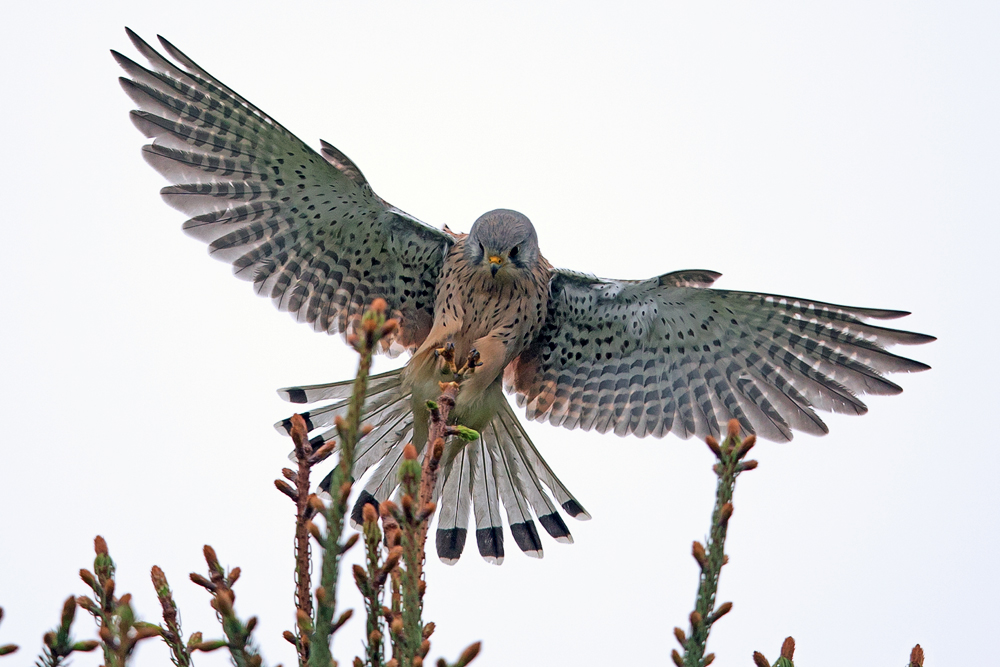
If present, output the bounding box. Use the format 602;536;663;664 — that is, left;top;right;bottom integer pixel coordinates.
506;269;934;441
114;29;453;353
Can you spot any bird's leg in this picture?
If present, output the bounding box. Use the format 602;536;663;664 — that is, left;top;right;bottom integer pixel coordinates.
432;341;458;376
456;348;482;378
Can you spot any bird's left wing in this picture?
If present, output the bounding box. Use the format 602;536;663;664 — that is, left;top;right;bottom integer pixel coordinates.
114;30;452;353
506;269;933;441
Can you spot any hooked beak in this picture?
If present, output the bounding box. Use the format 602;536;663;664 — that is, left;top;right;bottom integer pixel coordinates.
488;255;503;276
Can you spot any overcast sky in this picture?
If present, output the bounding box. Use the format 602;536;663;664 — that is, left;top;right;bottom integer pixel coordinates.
2;2;998;666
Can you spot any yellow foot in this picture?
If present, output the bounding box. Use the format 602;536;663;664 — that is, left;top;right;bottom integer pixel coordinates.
457;348;482;378
433;342;458;375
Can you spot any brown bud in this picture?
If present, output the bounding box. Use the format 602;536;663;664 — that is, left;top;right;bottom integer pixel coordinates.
244;616;257;634
119;593;132;608
72;640;100;652
80;568;97;588
0;645;19;657
418;580;426;597
102;577;115;599
316;586;328;605
780;636;795;659
403;443;418;461
340;481;353;504
673;627;686;645
296;609;311;630
334;608;353;631
282;630;296;645
384;546;403;573
342;533;359;553
381;319;400;337
354;658;365;667
457;641;481;666
671;649;683;666
753;651;770;667
713;602;733;621
43;632;55;648
369;630;382;644
386;660;399;667
214;590;234;616
307;521;322;542
740;459;759;471
909;644;924;666
60;596;76;629
190;573;213;590
135;625;162;640
346;333;360;347
402;494;414;518
282;467;296;481
727;418;740;438
150;566;167;591
736;434;757;458
202;545;219;568
228;567;241;585
308;494;326;513
370;298;388;314
705;435;722;458
432;438;445;460
692;541;707;568
94;536;108;555
689;611;702;627
718;502;733;525
187;632;203;647
391;618;404;635
361;424;375;436
723;555;729;565
419;502;437;521
422;622;436;638
413;657;424;667
420;639;431;656
362;503;378;524
99;626;114;644
704;653;715;665
380;500;399;518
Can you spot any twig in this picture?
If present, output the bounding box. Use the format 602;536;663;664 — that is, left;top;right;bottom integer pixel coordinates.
672;420;758;667
189;545;264;667
150;566;191;667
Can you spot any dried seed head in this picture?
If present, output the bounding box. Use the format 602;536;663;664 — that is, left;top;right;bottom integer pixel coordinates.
781;636;795;660
909;644;924;666
753;652;770;667
673;627;686;645
403;443;418;461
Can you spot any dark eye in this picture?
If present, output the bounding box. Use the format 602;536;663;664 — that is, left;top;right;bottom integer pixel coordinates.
509;246;519;259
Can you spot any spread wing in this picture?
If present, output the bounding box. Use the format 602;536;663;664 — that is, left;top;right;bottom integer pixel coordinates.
506;269;934;441
114;29;452;353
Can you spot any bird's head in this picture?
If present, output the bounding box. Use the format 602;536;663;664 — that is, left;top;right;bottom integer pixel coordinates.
466;209;540;280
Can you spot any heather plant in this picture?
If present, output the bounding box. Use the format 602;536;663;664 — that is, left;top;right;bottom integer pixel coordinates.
9;300;925;666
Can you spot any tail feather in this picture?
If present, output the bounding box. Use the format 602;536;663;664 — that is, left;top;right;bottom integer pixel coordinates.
436;444;474;564
277;369;587;564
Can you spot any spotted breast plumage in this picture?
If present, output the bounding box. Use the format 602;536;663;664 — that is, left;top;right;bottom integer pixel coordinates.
114;29;934;565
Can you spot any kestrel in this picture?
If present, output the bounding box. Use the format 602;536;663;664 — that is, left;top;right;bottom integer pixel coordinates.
114;30;933;565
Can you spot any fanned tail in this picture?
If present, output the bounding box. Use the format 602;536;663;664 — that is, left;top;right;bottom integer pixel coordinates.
434;399;590;565
277;371;589;565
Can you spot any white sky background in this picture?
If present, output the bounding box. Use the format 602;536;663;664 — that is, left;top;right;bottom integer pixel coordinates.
1;2;997;665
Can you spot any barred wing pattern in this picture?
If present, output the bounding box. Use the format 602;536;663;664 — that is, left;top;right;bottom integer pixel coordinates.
114;30;451;351
509;269;933;442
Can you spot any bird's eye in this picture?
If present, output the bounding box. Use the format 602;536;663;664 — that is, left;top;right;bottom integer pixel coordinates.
509;246;520;259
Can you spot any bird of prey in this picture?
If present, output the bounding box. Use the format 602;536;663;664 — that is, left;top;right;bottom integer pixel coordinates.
113;29;933;565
